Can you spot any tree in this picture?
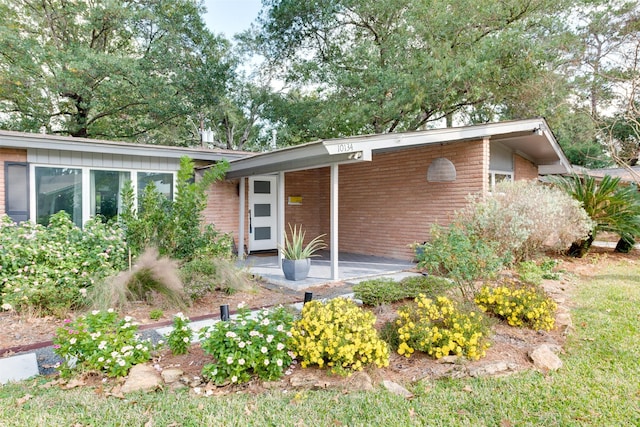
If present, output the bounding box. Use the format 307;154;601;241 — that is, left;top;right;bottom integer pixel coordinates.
549;174;640;257
0;0;235;145
255;0;575;144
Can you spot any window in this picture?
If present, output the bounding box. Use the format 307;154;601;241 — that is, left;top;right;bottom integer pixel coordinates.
488;170;514;191
35;167;82;226
5;162;29;223
31;165;176;227
137;172;174;200
90;170;131;222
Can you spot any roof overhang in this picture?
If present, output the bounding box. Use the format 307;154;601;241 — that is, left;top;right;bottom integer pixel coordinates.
225;118;572;179
0;130;250;162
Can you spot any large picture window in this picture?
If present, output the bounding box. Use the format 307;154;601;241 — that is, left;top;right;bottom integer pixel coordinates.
32;165;175;227
35;167;82;226
90;170;131;222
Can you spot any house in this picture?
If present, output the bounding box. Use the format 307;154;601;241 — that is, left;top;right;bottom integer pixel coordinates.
1;118;571;280
0;130;247;227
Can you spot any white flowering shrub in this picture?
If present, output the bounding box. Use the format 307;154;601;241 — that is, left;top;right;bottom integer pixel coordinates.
0;212;128;316
458;180;593;262
167;312;193;355
53;309;154;378
199;304;294;385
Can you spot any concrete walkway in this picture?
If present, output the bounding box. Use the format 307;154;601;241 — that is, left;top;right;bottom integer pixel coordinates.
240;250;415;291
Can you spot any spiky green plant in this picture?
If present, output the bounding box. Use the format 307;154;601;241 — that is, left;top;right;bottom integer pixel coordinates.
550;174;640;256
280;224;326;259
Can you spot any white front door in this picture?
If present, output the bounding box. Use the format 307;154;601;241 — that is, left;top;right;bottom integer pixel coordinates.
249;176;278;252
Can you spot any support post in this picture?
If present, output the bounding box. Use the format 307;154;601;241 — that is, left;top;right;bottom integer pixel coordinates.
330;163;339;280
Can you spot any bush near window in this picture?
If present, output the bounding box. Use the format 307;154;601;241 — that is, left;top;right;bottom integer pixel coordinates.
353;275;454;306
475;282;557;331
458;180;593;262
200;305;294;385
120;156;233;261
0;212;128;316
53;309;154;378
395;295;491;360
290;298;390;374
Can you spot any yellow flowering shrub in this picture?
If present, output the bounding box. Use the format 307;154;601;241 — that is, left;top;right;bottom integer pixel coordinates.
290;298;389;374
475;283;557;331
396;295;491;360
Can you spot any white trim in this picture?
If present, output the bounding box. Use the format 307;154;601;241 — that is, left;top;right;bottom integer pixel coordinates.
330;164;339;281
238;177;246;259
488;170;514;191
29;163;177;225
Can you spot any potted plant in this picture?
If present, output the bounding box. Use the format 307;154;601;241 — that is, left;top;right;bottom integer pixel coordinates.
280;224;326;281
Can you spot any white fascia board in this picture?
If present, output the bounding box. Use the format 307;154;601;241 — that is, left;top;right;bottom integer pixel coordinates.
322;119;546;155
0;131;248;161
539;163;572;175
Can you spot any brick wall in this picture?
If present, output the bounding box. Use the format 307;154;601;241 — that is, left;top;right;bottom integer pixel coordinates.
0;148;28;215
202;179;240;248
336;139;487;259
514;154;539;181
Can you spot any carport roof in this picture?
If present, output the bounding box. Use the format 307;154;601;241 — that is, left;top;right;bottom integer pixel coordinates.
224;118;571;179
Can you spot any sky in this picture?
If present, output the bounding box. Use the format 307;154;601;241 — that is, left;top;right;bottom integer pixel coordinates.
202;0;263;38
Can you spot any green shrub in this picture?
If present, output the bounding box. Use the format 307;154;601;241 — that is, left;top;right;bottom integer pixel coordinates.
353;275;454;306
0;212;128;316
396;295;491;360
475;283;557;331
53;309;154;378
516;258;561;285
166;312;192;355
120;157;233;261
459;180;593;261
180;257;254;300
290;298;389;374
417;224;505;299
149;309;164;320
200;304;294;385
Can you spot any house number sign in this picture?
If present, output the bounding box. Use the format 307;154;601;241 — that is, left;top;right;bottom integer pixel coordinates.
337;143;354;152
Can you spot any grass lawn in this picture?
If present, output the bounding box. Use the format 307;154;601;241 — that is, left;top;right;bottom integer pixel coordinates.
1;259;639;426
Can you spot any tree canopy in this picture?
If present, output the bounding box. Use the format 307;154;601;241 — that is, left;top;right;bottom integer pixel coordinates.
0;0;234;145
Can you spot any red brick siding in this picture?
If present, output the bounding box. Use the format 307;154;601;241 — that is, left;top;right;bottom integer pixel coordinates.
336;140;487;259
0;148;28;215
284;169;330;245
514;154;538;181
202;179;240;247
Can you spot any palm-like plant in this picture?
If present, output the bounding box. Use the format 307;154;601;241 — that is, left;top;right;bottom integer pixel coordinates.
280;224;326;260
550;174;640;257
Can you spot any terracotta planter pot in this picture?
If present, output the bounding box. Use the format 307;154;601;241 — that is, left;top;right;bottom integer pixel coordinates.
282;258;311;281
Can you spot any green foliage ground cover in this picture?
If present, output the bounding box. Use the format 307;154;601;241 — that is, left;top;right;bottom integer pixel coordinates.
1;258;638;425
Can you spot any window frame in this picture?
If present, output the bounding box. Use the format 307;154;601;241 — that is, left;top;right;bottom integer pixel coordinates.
488;170;514;191
29;163;177;226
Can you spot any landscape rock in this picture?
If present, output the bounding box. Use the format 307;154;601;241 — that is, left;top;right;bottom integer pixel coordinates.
382;380;413;399
468;361;520;378
121;364;162;393
161;368;184;384
529;344;563;371
344;371;374;392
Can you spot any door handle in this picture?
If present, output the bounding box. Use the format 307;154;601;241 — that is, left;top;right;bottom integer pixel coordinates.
249;209;252;233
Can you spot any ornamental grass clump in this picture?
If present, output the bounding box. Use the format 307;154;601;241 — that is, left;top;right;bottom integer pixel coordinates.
396;295;491;360
290;298;389;374
475;283;557;331
167;312;192;355
199;304;294;385
53;309;153;378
